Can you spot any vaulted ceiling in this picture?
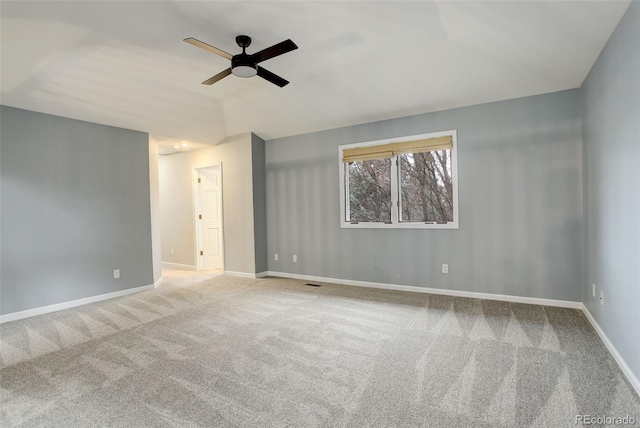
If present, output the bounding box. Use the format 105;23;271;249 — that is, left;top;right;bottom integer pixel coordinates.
1;1;630;147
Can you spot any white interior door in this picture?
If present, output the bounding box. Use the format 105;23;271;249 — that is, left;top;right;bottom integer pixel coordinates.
198;167;223;270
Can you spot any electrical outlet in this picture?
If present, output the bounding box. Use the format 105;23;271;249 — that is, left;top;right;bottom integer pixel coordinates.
293;255;297;263
592;284;596;298
114;269;120;279
171;248;175;255
442;264;448;274
274;253;279;261
600;291;604;306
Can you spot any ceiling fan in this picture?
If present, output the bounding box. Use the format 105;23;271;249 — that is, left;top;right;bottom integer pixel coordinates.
184;35;298;87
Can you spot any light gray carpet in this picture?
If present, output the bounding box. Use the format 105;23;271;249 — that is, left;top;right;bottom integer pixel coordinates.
1;271;638;427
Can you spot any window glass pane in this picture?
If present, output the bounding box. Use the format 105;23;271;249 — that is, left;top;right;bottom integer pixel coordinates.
399;151;453;223
348;158;392;223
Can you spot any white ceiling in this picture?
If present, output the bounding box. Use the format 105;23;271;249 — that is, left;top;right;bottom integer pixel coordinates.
1;1;630;147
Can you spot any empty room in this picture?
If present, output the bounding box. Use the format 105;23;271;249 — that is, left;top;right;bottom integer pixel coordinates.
1;1;639;427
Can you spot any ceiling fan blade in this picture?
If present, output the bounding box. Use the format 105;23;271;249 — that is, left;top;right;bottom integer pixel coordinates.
184;37;233;60
202;68;232;85
257;67;289;87
252;39;298;63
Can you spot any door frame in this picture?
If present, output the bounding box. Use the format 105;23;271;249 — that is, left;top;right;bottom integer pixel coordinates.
193;163;225;271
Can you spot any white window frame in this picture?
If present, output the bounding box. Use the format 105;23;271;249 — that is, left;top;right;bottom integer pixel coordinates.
339;130;459;229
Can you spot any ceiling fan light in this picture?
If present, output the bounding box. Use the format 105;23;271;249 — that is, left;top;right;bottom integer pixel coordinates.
232;65;257;78
231;54;257;78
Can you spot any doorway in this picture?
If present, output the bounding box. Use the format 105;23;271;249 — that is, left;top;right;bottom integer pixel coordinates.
195;165;224;271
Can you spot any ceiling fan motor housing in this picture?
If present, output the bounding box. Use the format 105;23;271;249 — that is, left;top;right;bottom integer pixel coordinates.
231;54;258;78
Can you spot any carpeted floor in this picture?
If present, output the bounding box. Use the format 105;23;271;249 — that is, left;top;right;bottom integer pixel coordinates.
1;271;638;427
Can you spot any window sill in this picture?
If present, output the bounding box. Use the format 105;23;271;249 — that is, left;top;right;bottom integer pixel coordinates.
340;221;459;229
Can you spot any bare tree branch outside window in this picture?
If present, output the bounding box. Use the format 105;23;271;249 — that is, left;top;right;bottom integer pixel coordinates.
399;150;453;223
348;158;391;222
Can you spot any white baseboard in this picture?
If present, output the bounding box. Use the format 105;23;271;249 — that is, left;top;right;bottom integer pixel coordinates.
265;271;583;309
161;262;196;271
153;277;164;288
225;271;268;279
224;271;256;278
582;304;640;396
0;283;156;324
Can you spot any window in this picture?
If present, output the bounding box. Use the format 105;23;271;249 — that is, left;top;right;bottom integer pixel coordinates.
339;131;458;229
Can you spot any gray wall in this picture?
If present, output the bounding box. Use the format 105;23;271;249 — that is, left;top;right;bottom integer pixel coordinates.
266;89;583;301
581;2;640;380
1;106;154;315
158;132;266;275
251;133;268;274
